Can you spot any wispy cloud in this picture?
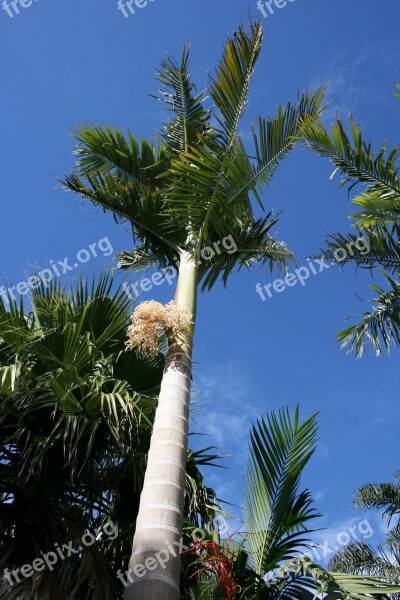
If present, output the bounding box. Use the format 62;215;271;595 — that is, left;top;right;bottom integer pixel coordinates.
190;362;259;511
312;41;400;123
307;512;379;566
191;362;258;452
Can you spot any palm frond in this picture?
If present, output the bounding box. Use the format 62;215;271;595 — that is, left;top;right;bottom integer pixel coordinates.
63;171;181;265
351;189;400;229
300;103;400;357
238;87;327;203
209;21;263;149
329;541;400;581
285;556;400;600
116;248;161;272
199;213;294;292
0;364;19;396
164;22;263;241
385;522;400;566
68;125;169;185
299;116;400;210
185;447;223;529
243;406;319;576
152;45;211;154
354;482;400;523
165;87;327;243
323;228;400;273
336;272;400;357
328;571;400;599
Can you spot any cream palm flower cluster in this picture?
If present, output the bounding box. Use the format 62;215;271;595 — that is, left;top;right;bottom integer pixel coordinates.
126;301;192;356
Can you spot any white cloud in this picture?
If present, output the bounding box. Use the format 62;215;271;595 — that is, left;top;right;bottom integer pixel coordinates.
307;513;379;566
311;41;400;124
191;362;258;452
190;362;259;511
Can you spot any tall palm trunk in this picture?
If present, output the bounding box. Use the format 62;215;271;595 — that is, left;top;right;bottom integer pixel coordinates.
125;249;198;600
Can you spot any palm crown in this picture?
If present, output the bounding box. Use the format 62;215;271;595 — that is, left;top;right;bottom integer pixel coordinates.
63;22;326;291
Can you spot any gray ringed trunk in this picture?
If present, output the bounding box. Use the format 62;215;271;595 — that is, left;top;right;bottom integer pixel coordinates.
125;247;198;599
124;352;192;600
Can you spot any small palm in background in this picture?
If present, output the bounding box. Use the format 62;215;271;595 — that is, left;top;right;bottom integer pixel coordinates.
329;473;400;599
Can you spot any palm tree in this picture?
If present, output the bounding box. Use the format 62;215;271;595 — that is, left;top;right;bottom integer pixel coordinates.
0;273;218;600
184;408;400;600
329;473;400;598
62;21;327;599
298;88;400;356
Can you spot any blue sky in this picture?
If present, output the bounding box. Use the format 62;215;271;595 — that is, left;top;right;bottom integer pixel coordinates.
1;0;400;557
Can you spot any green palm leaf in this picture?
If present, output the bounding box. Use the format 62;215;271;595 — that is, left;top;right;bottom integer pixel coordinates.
327;473;400;600
284;557;400;600
165;88;327;242
336;272;400;357
354;479;400;523
209;21;263;148
352;190;400;229
323;227;400;273
152;45;211;154
70;125;169;186
300;103;400;357
243;406;319;576
199;213;294;292
299;116;400;212
329;541;400;581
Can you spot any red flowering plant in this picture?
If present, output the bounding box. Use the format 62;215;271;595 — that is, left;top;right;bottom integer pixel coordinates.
184;533;245;600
